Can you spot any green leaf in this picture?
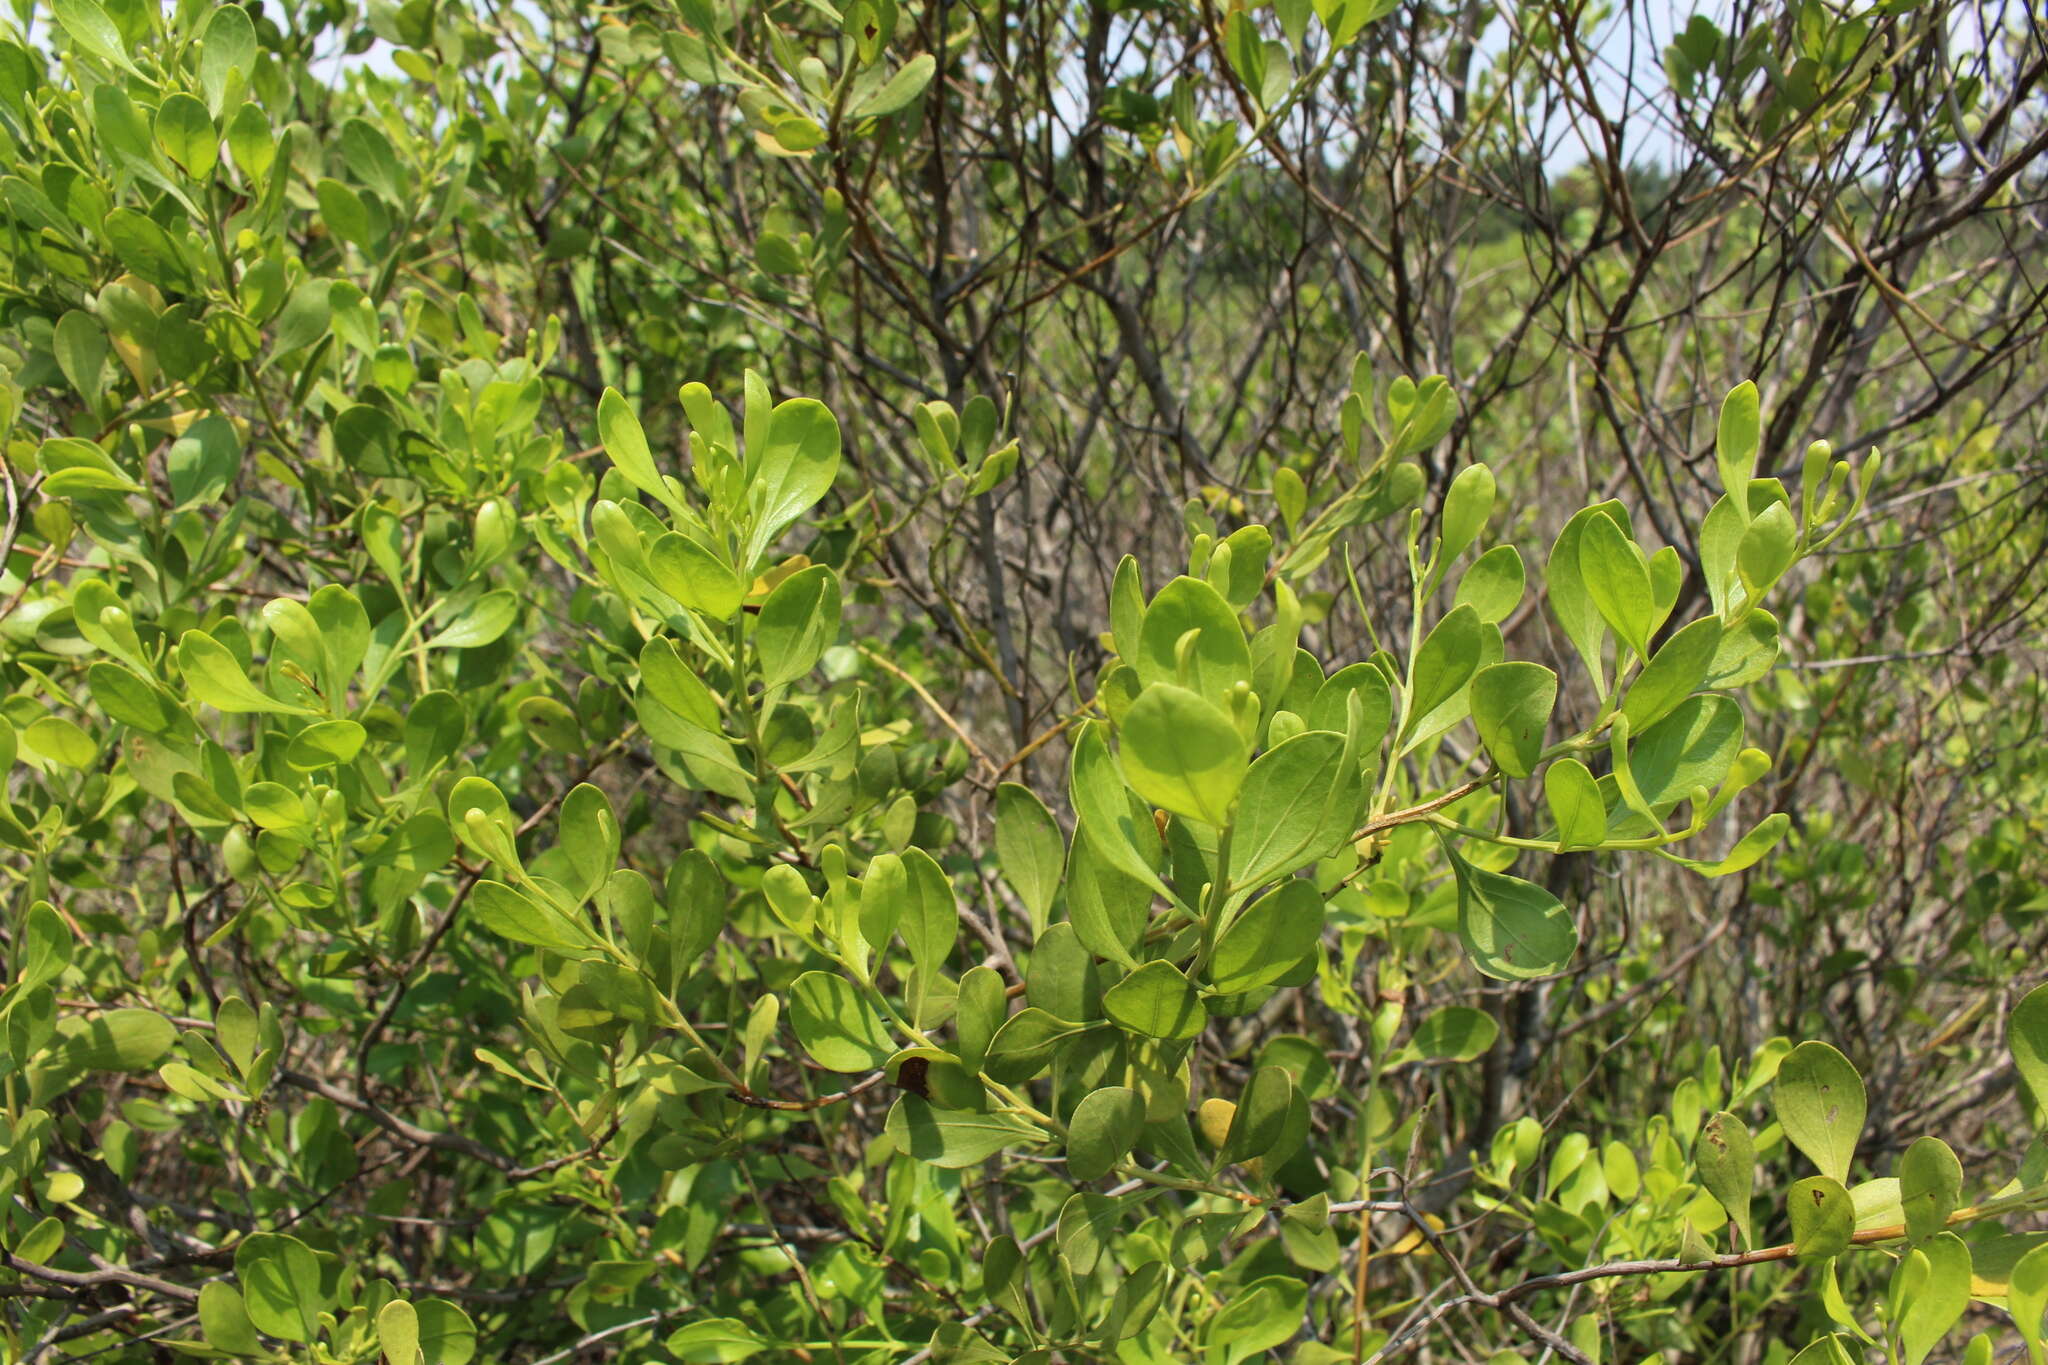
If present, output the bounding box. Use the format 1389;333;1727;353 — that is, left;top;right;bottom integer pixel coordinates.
198;6;256;109
1317;0;1397;44
1278;1195;1341;1272
1273;467;1307;529
90;82;157;171
557;784;619;902
1705;609;1781;688
21;901;71;991
1221;9;1267;97
995;783;1065;933
1978;1235;2048;1303
244;781;307;830
1209;880;1321;995
1718;381;1761;507
2007;1241;2048;1365
763;868;816;938
298;597;368;693
1650;545;1685;637
984;1006;1092;1084
954;966;1007;1073
171;772;237;825
1453;858;1578;980
667;852;727;974
405;692;468;777
1738;502;1800;598
1578;513;1656;660
1118;684;1247;826
42;464;144;497
640;638;723;731
1775;1041;1866;1183
1410;1006;1498;1062
1623;694;1746;818
2013;983;2048;1123
517;697;584;754
1404;604;1484;741
650;533;743;621
1309;661;1393;739
272;279;332;355
340;117;405;201
285;719;367;771
470;880;594;954
790;971;894;1072
1068;1086;1146;1181
448;777;519;867
198;1283;262;1356
1208;1275;1308;1360
168;415;241;508
598;388;676;509
91;662;175;732
859;851;907;953
264;596;325;679
1105;1260;1171;1342
754;229;805;275
755;565;841;688
1544;758;1606;849
1697;1112;1756;1248
41;430;144;494
1621;616;1723;731
1065;828;1150;968
1110;554;1145;659
1788;1176;1854;1261
429;591;519;649
56;1008;175;1071
742;396;841;570
885;1094;1041;1168
1019;940;1095;1034
52;0;138;70
25;716;94;769
1208;524;1273;610
1456;544;1526;623
770;115;826;153
1898;1135;1962;1246
1820;1257;1873;1342
898;848;959;975
1699;493;1747;616
1222;1066;1294;1164
849;52;936;118
1227;730;1364;889
1545;504;1627;695
1895;1233;1971;1365
378;1300;419;1365
1136;576;1252;706
154;93;217;178
178;630;316;714
316;178;373;247
1068;723;1174;903
1103;960;1204;1041
54;310;106;404
1404;620;1498;755
103;209;192;290
1469;661;1555;778
235;1233;328;1342
1056;1191;1133;1278
1439;463;1495;564
215;996;257;1077
666;1318;767;1363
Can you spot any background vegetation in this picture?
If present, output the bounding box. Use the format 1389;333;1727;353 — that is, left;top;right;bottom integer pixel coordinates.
2;0;2047;1360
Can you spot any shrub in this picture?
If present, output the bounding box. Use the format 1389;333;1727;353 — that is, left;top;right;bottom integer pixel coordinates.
5;0;2048;1362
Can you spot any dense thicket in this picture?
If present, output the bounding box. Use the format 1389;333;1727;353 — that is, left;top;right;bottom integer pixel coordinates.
3;0;2047;1360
